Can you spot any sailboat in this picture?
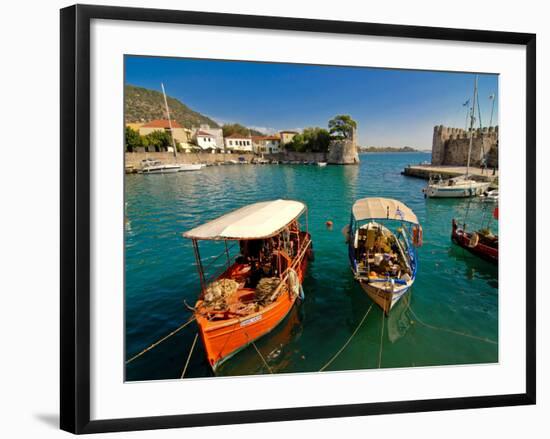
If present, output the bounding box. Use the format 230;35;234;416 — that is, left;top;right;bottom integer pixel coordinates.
160;83;204;172
423;76;491;198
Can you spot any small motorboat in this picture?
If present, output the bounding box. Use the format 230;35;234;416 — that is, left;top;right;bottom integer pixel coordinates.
183;199;313;371
346;198;423;314
139;159;180;174
480;189;499;202
451;218;498;264
317;162;328;167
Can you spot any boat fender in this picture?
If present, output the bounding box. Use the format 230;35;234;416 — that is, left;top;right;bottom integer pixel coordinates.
468;232;479;248
288;269;301;299
412;225;423;247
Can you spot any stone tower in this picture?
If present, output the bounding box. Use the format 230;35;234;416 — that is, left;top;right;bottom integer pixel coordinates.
327;127;360;165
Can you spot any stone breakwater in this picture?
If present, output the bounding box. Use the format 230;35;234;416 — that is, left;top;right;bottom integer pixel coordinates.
125;152;256;167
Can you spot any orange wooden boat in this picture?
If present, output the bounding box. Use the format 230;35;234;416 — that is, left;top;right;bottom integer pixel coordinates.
183;199;312;372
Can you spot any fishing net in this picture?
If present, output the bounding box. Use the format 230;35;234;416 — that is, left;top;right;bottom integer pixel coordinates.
255;277;281;305
203;278;239;310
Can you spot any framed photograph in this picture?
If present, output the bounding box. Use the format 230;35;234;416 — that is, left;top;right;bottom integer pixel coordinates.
60;4;536;434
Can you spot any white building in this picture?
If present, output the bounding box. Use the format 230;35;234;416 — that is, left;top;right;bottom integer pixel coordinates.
252;135;282;154
224;134;253;152
195;130;218;151
193;124;224;149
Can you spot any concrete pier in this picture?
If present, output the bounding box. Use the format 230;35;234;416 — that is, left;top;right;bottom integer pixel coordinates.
402;164;498;183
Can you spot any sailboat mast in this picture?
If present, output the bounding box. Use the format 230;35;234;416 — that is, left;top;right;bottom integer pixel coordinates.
466;75;478;177
161;82;177;159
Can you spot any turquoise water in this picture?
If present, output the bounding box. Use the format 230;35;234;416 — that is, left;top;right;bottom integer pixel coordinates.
125;153;498;381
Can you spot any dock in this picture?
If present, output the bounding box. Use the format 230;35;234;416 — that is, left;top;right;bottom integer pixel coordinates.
402;164;498;183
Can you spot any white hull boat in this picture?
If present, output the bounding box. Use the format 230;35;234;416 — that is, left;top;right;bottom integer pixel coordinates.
423;177;490;198
178;163;204;172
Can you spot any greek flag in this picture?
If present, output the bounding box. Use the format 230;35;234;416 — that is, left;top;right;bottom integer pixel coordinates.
395;206;405;220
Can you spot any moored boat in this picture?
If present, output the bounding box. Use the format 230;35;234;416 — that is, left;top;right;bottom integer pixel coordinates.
451;217;498;264
139;159;181;174
423;174;490;198
183;199;312;371
317;162;327;167
346;198;422;314
178;163;204;172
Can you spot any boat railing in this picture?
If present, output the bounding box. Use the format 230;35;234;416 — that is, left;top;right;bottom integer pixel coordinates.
268;235;312;301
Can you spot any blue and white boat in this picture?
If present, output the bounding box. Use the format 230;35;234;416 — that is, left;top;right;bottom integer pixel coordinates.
346;198;423;314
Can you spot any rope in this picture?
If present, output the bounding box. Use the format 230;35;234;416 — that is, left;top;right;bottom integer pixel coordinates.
251;340;273;374
181;333;199;378
125;315;196;364
378;309;385;368
408;306;497;345
319;303;374;372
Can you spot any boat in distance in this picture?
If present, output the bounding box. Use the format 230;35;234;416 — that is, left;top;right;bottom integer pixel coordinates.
183;199;313;371
138;159;181;174
178;163;204;171
345;197;423;314
423;174;490;198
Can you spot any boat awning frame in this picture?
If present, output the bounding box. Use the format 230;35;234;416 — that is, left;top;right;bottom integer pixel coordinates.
352;197;419;225
183;199;306;241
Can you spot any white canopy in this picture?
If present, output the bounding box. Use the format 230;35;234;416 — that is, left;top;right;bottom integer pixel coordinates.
352;197;419;224
183;199;306;240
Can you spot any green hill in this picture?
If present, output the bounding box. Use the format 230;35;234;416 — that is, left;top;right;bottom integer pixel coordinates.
125;85;220;129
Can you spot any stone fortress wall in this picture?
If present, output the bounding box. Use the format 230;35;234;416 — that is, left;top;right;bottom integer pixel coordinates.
432;125;498;168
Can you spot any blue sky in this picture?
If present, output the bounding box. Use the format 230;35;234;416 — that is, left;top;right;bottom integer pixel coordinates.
125;56;499;149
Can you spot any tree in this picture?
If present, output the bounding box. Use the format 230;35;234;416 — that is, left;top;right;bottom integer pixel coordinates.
286;127;330;152
144;130;172;152
328;115;357;140
125;126;142;152
222;123;265;138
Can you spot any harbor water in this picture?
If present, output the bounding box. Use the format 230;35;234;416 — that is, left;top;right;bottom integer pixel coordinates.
125;152;498;381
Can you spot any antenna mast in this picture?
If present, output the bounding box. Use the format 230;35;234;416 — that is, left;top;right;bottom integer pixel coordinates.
161;82;177;159
465;75;478;178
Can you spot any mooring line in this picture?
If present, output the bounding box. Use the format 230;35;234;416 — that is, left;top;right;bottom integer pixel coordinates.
251;340;273;374
408;306;497;345
181;333;199;379
378;309;385;368
125;315;196;364
319;303;374;372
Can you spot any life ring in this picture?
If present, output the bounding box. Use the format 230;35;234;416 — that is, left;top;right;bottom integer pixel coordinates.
412;225;423;247
468;232;479;248
288;269;301;299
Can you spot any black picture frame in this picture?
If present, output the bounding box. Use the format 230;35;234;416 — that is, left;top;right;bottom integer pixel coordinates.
60;4;536;434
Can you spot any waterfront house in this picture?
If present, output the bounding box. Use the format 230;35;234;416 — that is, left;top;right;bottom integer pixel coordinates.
224;133;253;152
192;124;224;150
252;135;282;154
195;130;219;152
279;130;299;146
138;119;191;152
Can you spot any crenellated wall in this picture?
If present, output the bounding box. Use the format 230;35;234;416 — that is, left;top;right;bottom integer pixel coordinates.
431;125;498;168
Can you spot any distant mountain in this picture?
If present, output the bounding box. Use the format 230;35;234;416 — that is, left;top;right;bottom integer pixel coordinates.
125;85;220;129
358;146;422;153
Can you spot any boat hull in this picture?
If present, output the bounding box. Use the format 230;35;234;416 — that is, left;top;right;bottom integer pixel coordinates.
178;163;203;171
425;182;490;198
359;279;411;315
451;221;498;264
141;166;181;174
196;242;310;372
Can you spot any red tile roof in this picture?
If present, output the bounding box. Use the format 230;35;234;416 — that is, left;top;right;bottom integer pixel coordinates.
225;133;251;139
142;119;183;129
196;130;213;136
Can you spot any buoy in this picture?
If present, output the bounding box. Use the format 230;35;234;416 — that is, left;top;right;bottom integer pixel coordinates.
325;220;333;230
